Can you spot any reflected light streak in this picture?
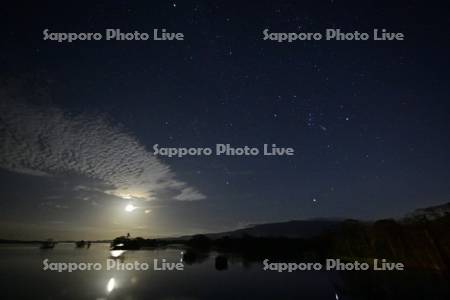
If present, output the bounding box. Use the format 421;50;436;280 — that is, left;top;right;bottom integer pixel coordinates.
110;250;126;258
106;278;116;293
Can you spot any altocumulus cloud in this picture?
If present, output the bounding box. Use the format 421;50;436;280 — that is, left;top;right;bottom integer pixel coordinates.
0;98;206;201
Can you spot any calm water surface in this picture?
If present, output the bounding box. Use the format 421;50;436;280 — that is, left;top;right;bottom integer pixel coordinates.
0;243;448;299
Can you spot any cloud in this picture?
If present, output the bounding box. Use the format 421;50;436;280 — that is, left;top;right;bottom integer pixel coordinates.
40;201;69;209
6;167;50;177
0;98;205;201
174;187;206;201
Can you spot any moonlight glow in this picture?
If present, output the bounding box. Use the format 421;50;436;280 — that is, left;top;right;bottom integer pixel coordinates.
125;204;136;212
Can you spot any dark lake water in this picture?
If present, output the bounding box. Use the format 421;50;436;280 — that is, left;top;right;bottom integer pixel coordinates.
0;243;448;299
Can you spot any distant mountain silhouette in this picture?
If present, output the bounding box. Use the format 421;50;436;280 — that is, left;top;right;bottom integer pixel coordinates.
182;219;342;239
185;203;450;239
404;202;450;221
108;201;449;271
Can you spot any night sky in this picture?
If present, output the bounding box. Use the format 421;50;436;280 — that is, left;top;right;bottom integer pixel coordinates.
1;1;449;240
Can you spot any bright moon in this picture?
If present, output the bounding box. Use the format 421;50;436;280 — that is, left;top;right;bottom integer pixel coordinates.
125;204;136;212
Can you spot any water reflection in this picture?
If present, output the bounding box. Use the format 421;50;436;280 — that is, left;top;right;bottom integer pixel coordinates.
110;242;127;259
182;249;209;265
0;243;448;300
215;255;228;271
106;277;116;293
110;250;126;258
